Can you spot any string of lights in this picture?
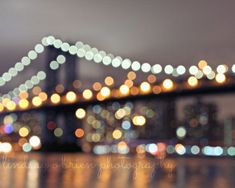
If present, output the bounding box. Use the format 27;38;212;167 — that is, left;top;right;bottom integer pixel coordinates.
44;36;235;78
0;67;233;113
0;70;46;101
0;35;235;90
0;43;45;87
0;54;66;99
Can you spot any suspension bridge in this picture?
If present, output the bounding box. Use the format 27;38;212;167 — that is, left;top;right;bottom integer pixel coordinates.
0;35;235;153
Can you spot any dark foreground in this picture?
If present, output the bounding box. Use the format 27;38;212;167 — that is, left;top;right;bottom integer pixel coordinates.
0;153;234;188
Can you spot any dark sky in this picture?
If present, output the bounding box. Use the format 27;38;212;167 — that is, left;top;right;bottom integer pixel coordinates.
1;0;235;118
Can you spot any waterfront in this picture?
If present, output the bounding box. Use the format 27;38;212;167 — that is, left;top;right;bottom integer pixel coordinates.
0;153;234;188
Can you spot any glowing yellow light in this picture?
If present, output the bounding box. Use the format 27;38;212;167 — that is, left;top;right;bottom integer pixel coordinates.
187;76;198;87
19;99;29;109
2;98;10;106
75;128;85;138
32;96;42;107
140;82;151;93
0;103;4;112
39;92;48;101
112;129;122;139
104;76;114;86
75;108;86;119
6;101;16;111
82;89;93;100
115;108;126;119
19;127;30;137
162;79;174;90
50;93;61;104
132;115;146;126
100;87;111;97
198;60;208;69
119;85;130;95
215;73;226;84
66;91;77;102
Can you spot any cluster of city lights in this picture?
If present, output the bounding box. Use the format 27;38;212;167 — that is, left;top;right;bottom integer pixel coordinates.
92;143;235;157
0;67;233;113
0;114;41;154
1;35;235;112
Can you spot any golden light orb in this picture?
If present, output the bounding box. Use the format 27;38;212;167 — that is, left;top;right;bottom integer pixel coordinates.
50;93;61;104
127;71;136;80
6;101;16;111
140;82;151;93
0;103;4;112
215;73;226;84
19;127;30;137
32;96;42;107
119;84;130;95
39;92;48;101
66;91;77;102
19;91;29;99
2;98;10;106
112;129;123;139
132;115;146;126
187;76;198;87
82;89;93;100
162;79;174;90
100;87;111;97
124;79;134;88
198;60;208;69
19;99;29;109
104;76;114;86
93;82;102;91
75;108;86;119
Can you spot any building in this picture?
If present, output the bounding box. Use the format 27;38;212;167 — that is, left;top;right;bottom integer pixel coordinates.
182;98;220;144
224;116;235;146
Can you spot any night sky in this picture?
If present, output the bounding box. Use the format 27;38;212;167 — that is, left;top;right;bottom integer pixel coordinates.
1;0;235;118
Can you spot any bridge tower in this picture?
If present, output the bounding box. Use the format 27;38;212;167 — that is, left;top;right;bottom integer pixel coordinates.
41;46;80;151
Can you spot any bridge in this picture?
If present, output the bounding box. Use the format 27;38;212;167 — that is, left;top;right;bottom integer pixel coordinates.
0;35;235;153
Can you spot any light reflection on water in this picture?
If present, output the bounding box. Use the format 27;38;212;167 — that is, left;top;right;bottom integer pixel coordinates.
0;153;234;188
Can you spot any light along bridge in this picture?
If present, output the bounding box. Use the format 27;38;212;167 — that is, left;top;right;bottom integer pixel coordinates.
0;35;235;152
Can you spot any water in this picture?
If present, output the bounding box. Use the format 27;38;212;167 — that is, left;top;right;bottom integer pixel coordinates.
0;153;234;188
